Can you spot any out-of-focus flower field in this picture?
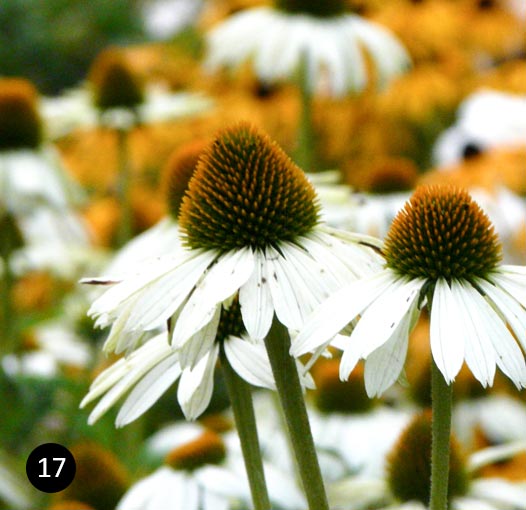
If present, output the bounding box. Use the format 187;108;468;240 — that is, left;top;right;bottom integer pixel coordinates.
0;1;525;509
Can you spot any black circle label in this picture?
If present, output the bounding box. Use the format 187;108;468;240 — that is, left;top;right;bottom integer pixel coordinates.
26;443;76;493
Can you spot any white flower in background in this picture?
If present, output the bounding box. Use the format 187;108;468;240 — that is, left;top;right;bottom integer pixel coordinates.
41;47;212;136
433;89;526;167
144;419;308;509
454;393;526;449
328;411;526;510
205;0;410;97
2;320;91;379
11;208;99;279
293;185;526;396
141;0;204;40
116;429;239;510
83;123;381;357
0;78;84;215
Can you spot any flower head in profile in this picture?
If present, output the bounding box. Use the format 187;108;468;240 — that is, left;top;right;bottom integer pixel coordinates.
41;47;212;136
0;78;86;216
205;0;410;97
293;185;526;395
84;122;380;357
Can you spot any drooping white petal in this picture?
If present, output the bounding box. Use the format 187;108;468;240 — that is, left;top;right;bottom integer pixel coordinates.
83;334;173;424
116;352;182;427
176;305;220;370
430;278;465;383
239;249;273;340
339;276;423;381
450;280;496;387
291;269;396;358
364;299;415;397
172;248;254;345
224;335;275;390
461;282;526;389
177;344;219;420
453;497;497;510
477;277;526;353
81;333;169;407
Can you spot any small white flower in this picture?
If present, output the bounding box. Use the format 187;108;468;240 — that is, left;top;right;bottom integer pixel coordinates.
293;185;526;395
205;5;409;98
433;89;526;167
141;0;204;40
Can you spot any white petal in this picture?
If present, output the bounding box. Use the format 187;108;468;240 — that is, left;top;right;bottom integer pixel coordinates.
364;299;414;397
291;270;395;357
176;306;220;370
450;280;495;387
430;278;465;383
339;276;423;380
224;336;275;390
173;248;254;345
85;339;173;424
490;271;526;308
239;250;273;340
116;352;182;427
477;277;526;353
265;244;318;330
461;283;526;388
177;344;219;420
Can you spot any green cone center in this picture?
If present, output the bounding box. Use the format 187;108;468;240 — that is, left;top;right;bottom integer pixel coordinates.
90;49;145;111
383;185;502;281
179;123;320;252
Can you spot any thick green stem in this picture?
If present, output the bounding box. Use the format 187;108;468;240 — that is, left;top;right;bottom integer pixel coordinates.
430;359;453;510
295;54;316;173
220;346;271;510
115;127;133;247
264;318;329;510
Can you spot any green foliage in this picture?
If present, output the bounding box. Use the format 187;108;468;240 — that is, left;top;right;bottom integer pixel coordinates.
0;0;146;94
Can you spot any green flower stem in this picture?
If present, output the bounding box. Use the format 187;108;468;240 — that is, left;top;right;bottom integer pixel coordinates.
220;346;271;510
264;318;329;510
430;359;453;510
295;53;316;173
115;127;133;247
1;255;15;355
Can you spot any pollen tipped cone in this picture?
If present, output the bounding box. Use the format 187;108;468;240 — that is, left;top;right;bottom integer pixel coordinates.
179;122;320;251
384;185;502;281
0;78;42;150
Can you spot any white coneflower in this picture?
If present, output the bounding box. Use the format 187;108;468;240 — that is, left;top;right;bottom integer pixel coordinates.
84;123;380;355
83;122;381;510
205;0;410;98
293;184;526;394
